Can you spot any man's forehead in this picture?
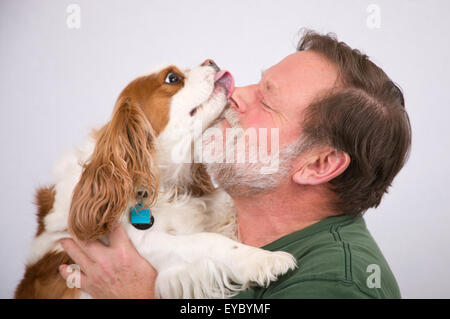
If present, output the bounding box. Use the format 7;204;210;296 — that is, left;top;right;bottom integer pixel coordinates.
266;51;338;96
268;51;334;78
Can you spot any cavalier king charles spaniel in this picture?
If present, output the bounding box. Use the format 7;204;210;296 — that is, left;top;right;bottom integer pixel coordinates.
15;60;296;299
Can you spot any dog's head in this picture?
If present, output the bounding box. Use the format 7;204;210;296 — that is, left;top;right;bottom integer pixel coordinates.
68;60;234;241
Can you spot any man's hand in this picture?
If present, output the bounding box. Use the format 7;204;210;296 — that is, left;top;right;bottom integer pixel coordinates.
58;223;157;298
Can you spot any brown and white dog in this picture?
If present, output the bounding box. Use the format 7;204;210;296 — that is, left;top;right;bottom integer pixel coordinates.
15;60;296;299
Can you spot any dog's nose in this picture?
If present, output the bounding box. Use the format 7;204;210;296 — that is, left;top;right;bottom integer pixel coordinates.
201;59;220;72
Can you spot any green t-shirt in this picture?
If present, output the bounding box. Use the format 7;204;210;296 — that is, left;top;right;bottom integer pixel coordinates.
233;215;401;299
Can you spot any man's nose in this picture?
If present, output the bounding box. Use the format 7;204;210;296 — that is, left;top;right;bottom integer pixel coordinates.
201;59;220;72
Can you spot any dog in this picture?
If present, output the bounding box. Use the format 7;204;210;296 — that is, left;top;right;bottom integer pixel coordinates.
15;60;297;298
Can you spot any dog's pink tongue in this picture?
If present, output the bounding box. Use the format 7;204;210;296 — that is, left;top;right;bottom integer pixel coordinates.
214;70;235;98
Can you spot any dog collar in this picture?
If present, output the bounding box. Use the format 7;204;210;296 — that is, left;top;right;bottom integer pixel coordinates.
130;203;154;230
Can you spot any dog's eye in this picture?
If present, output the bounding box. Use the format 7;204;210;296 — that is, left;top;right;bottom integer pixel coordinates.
165;72;180;84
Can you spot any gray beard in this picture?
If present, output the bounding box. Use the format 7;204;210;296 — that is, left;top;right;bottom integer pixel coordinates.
203;108;306;197
205;143;299;197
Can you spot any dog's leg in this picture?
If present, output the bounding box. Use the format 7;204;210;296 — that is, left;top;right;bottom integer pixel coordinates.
130;230;297;298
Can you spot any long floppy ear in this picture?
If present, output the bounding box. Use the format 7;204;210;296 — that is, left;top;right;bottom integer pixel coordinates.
69;97;158;241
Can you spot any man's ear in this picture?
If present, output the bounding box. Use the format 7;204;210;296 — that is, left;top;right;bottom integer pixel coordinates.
292;146;350;186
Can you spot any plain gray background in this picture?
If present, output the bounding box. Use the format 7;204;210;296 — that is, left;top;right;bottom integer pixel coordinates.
1;0;449;298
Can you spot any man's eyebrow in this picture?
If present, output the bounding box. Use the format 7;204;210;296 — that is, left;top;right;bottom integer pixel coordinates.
259;69;287;120
260;69;276;93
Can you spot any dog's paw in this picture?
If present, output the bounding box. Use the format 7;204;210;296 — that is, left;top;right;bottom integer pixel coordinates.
236;249;297;288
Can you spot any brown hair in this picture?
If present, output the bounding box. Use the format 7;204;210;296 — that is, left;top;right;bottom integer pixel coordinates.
68;96;159;241
297;30;412;216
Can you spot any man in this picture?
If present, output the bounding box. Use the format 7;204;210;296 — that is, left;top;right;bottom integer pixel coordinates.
59;30;411;298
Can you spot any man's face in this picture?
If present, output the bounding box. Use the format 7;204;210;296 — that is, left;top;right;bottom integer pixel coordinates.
224;50;339;148
206;50;339;195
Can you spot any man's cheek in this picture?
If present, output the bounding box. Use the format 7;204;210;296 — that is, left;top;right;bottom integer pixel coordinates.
244;111;271;131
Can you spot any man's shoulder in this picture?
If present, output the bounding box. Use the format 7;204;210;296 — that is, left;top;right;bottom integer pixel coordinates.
234;215;401;299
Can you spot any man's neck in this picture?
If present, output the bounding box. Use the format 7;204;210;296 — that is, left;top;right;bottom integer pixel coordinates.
233;182;339;247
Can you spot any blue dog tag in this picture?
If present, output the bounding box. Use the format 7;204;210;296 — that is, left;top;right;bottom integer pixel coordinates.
130;203;154;230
